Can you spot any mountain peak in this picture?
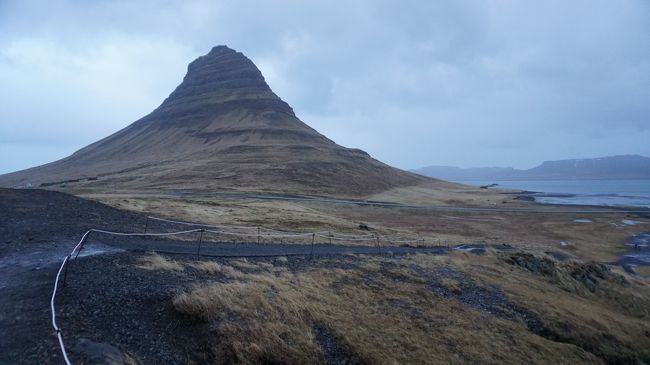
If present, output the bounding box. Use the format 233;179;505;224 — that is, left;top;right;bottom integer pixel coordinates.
161;45;281;112
0;46;427;196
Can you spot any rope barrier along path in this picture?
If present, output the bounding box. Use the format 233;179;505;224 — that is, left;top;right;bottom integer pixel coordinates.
147;215;256;230
50;227;209;365
147;214;411;241
51;230;92;365
50;220;429;364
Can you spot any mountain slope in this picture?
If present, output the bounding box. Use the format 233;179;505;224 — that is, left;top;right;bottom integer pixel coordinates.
0;46;428;196
413;155;650;181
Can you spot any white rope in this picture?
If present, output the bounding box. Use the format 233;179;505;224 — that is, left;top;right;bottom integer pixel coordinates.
203;229;260;238
51;229;92;365
147;216;255;230
90;228;203;236
327;232;375;238
315;233;377;241
51;219;429;364
52;256;72;365
50;227;210;365
263;229;329;235
147;215;330;237
204;229;316;238
149;215;349;237
380;237;426;244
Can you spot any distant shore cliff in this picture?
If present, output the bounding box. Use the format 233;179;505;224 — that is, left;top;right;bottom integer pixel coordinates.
413;155;650;180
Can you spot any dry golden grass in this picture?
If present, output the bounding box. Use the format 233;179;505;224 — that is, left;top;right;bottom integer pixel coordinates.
84;186;650;364
230;259;260;271
188;261;223;274
634;266;650;277
429;251;650;363
187;260;245;279
168;251;650;364
173;274;321;365
83;192;649;263
368;181;527;207
136;252;183;271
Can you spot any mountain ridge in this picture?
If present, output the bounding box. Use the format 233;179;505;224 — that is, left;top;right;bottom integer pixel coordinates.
413;155;650;181
0;45;429;196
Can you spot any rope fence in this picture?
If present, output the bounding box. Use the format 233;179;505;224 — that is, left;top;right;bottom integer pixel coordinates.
144;215;424;244
50;227;212;365
50;215;430;364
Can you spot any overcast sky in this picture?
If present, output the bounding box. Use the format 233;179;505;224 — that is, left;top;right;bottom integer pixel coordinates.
1;0;649;174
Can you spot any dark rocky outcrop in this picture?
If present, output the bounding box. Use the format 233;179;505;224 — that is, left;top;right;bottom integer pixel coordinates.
504;252;557;277
503;252;628;293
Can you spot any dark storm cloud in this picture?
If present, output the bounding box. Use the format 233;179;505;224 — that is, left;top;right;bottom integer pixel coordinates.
1;0;649;173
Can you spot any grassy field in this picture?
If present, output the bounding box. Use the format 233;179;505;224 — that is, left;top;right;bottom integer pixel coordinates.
75;185;650;363
136;250;650;364
81;185;649;263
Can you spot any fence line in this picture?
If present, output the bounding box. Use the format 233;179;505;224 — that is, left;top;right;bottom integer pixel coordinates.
147;215;255;230
50;216;429;364
145;215;422;242
51;229;91;365
50;227;217;365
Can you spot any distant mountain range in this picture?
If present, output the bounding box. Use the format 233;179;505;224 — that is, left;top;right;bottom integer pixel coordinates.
413;155;650;181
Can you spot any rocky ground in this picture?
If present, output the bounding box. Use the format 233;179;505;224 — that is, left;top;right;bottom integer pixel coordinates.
2;188;649;364
0;188;446;364
0;188;146;256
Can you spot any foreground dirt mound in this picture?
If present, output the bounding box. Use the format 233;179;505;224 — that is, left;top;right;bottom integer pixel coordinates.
0;188;144;253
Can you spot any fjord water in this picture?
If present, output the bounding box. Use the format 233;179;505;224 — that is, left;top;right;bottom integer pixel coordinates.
458;179;650;208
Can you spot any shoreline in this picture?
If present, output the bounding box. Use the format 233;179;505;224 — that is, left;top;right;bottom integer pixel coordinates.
513;191;650;211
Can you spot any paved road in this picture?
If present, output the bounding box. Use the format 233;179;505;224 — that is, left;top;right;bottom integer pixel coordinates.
97;239;452;258
168;190;650;214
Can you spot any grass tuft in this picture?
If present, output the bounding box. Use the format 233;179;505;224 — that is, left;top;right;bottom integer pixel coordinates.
188;261;223;274
136;252;183;271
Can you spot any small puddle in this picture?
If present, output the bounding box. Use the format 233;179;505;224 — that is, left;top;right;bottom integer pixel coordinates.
451;243;514;254
0;243;123;270
75;244;123;258
620;232;650;269
453;244;486;254
622;219;645;226
0;243;120;290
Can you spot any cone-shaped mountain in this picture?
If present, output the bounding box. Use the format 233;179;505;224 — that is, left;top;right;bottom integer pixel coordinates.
0;46;428;196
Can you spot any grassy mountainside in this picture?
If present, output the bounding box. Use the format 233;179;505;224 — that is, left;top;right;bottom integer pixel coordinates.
0;46;427;197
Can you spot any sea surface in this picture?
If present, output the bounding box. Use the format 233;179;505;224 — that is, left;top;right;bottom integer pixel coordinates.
456;179;650;208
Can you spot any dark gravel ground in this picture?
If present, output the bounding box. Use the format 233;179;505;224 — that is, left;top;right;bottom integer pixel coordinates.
4;251;380;364
0;188;146;256
60;252;206;364
0;188;143;365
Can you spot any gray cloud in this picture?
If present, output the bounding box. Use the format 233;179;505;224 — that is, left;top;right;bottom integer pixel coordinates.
1;0;649;173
